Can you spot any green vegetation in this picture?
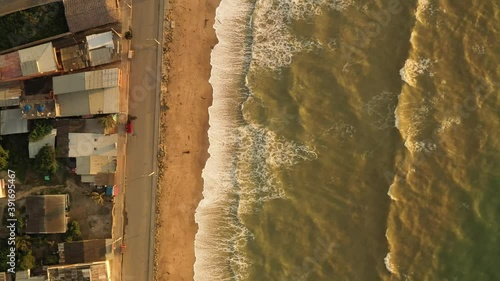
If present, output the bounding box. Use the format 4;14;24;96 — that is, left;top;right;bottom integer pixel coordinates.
18;250;35;271
44;254;59;265
0;239;10;271
64;220;82;242
34;145;59;175
89;191;105;205
28;120;53;142
0;2;69;51
1;133;30;181
0;144;8;170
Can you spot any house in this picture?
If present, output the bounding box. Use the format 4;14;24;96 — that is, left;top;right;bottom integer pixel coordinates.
86;31;121;67
47;261;110;281
59;43;90;71
0;108;28;135
0;81;22;107
0;43;59;82
53;68;121;117
68;133;118;157
28;129;57;158
20;98;59;119
63;0;120;33
76;156;117;183
25;195;68;234
58;239;112;264
13;270;44;281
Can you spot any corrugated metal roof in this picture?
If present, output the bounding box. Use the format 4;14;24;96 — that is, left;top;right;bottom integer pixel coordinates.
56;87;119;117
0;108;28;135
68;133;117;157
25;195;67;234
47;261;110;281
53;68;120;95
60;44;90;71
76;156;116;175
53;72;86;94
81;175;96;183
28;129;57;158
18;42;58;76
89;47;113;66
87;32;114;50
63;0;120;33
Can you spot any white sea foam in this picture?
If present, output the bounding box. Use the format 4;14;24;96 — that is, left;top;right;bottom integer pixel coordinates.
365;90;399;130
384;252;398;275
399;58;433;87
195;0;318;279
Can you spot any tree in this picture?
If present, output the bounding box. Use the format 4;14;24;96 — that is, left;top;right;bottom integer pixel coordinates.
64;220;81;242
0;145;8;170
15;236;31;252
90;192;105;205
98;115;116;130
18;250;35;271
125;30;133;40
28;120;53;142
34;145;59;175
44;255;59;265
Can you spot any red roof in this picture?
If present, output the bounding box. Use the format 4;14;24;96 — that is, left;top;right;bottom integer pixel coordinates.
0;52;22;81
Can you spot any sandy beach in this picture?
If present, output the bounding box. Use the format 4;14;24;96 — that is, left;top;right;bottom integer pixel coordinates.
155;0;219;280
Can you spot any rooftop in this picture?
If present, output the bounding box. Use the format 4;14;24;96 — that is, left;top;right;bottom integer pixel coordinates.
18;42;58;76
76;156;116;175
68;133;117;157
63;0;120;33
0;52;22;81
20;98;58;119
25;195;67;234
0;108;28;135
59;239;109;264
60;43;90;71
0;81;22;106
53;68;121;95
47;261;110;281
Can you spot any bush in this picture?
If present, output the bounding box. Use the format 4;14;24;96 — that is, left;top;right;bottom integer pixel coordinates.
34;145;59;175
64;220;81;242
18;250;35;271
44;255;59;265
0;145;8;170
29;120;53;143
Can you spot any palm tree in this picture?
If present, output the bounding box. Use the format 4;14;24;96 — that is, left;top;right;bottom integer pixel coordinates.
16;235;32;252
90;192;105;205
98;115;116;130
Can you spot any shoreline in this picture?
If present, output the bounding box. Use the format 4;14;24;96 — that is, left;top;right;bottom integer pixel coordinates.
154;0;220;280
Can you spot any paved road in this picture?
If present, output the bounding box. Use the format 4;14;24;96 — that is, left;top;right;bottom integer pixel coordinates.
0;0;60;16
121;0;163;280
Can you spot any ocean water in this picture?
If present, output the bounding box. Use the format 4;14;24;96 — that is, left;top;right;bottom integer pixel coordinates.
195;0;500;280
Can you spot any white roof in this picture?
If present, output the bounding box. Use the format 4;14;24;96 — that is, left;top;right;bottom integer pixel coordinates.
86;31;114;50
68;133;117;157
29;129;57;158
18;42;58;76
0;108;28;135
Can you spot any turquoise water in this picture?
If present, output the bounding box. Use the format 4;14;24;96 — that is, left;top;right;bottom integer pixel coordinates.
195;0;500;280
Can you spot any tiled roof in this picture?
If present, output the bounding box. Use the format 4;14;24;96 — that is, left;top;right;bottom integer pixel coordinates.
63;0;120;33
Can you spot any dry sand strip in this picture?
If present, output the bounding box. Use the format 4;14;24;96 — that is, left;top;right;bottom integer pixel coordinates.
154;0;220;280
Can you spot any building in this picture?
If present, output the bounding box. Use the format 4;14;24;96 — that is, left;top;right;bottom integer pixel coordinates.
13;270;44;281
25;195;68;234
86;31;121;67
63;0;120;33
59;43;90;71
0;43;59;82
47;261;110;281
18;42;59;76
76;156;116;183
0;81;22;107
28;129;57;158
68;133;117;157
0;108;28;135
58;239;111;264
20;98;59;119
53;69;121;117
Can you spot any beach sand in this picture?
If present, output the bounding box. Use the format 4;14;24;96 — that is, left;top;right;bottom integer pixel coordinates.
155;0;219;280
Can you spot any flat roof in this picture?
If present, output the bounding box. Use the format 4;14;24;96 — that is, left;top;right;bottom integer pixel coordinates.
68;133;117;157
25;195;67;234
56;87;119;117
76;156;116;175
0;108;28;135
53;68;120;95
